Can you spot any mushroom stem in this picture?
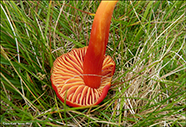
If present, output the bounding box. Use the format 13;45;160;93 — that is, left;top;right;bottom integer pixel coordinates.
83;1;118;88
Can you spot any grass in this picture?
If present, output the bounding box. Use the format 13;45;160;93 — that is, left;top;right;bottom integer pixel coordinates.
1;0;185;126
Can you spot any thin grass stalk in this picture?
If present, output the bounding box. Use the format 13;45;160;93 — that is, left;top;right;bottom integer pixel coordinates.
0;4;25;102
24;23;42;69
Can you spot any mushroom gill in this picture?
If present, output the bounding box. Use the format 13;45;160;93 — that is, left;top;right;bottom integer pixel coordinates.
51;46;115;107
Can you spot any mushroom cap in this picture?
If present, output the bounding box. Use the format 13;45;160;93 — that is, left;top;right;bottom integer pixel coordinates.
51;46;115;107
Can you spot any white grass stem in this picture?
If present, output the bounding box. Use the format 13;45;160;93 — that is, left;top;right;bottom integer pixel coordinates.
53;2;65;49
35;16;45;40
0;4;25;99
24;23;42;69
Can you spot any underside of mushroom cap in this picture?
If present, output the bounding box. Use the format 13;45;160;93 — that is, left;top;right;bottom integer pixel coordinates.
51;46;115;107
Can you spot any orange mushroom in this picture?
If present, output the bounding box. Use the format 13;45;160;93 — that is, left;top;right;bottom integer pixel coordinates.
51;1;117;107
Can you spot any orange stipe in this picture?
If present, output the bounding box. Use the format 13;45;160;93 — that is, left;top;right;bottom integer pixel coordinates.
83;1;118;88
